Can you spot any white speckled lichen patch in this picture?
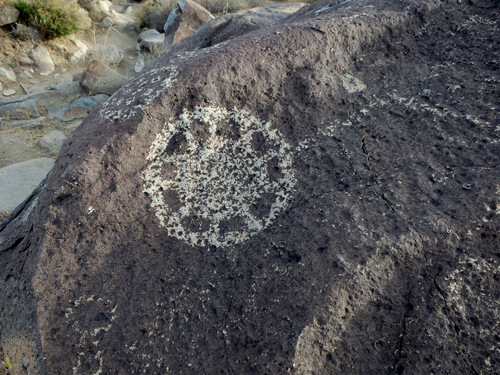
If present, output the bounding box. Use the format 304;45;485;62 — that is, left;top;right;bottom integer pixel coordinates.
143;106;296;247
99;65;178;121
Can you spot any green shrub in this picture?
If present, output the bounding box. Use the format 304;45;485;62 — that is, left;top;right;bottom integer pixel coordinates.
13;0;84;38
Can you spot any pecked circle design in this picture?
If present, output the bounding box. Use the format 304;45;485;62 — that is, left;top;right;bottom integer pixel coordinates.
143;106;296;248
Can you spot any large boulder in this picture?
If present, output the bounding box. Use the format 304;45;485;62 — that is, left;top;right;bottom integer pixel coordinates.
163;0;214;51
79;60;129;95
1;1;499;374
164;2;306;53
28;44;55;76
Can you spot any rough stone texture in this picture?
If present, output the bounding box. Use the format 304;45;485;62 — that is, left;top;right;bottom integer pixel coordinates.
138;28;165;53
139;34;165;53
62;98;95;121
68;38;89;64
79;0;112;21
166;2;306;54
6;116;45;129
0;1;499;375
28;45;55;76
2;89;15;97
102;15;115;28
123;3;141;18
0;158;54;220
47;103;71;122
38;130;67;152
11;23;41;41
79;60;129;95
0;4;19;26
0;67;16;82
138;28;162;43
163;0;214;51
89;93;109;103
18;69;33;79
48;80;84;96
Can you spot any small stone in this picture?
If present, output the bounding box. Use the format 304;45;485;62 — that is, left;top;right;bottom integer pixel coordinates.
0;4;19;26
39;130;67;152
140;35;165;54
71;98;96;110
96;0;112;15
73;72;83;82
69;49;88;64
102;16;115;28
48;103;71;122
3;89;16;96
137;29;161;43
19;70;34;79
50;80;83;96
28;44;55;75
0;67;16;81
89;94;109;104
68;37;88;64
15;55;34;66
63;101;94;121
62;98;97;121
0;98;39;119
7;117;45;129
80;60;128;95
134;54;145;73
11;23;42;41
123;3;141;17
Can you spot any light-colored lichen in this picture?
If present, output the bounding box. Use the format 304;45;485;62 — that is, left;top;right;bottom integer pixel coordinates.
68;296;118;375
341;73;366;93
143;106;296;248
99;65;178;121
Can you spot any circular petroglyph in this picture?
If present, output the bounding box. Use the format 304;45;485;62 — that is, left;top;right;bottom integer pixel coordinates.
143;106;296;247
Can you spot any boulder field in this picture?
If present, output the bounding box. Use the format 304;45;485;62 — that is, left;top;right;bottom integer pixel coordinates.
0;0;499;374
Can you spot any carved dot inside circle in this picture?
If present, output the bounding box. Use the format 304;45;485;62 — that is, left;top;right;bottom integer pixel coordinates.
143;106;296;248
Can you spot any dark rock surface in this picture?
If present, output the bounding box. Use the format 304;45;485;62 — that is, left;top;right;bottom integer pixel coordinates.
0;0;499;374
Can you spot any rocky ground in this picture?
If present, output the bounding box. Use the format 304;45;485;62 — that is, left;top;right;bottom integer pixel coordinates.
0;0;199;221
